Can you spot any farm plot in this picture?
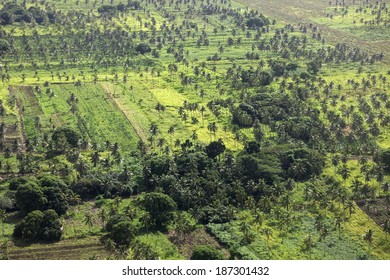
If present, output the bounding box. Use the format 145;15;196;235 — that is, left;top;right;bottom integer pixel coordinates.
15;83;139;151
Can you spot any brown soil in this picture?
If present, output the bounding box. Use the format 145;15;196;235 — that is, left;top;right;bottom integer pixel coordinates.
356;197;390;227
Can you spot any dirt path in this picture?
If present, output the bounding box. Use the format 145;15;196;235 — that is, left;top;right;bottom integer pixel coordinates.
101;83;148;144
237;0;390;63
8;86;29;152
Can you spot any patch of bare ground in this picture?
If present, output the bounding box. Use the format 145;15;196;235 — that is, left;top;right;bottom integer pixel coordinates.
356;197;390;227
168;228;230;259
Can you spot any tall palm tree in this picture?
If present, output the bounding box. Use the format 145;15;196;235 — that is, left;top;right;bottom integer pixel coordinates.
168;126;175;145
0;209;6;237
207;122;218;141
240;221;252;244
149;124;159;146
98;208;107;228
84;212;94;230
262;227;273;250
91;151;100;167
363;229;373;255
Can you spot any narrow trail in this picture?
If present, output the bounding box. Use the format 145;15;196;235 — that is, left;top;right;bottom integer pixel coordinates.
101;83;148;144
9;86;28;152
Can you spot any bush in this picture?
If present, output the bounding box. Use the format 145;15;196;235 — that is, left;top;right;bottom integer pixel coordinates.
136;43;152;55
137;192;176;231
13;210;62;242
190;245;223;260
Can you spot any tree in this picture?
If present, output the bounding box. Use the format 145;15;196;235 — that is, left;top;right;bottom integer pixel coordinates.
110;221;136;248
205;140;226;159
129;240;159;260
363;229;373;255
207;122;218;140
0;39;10;57
84;212;94;230
51;127;80;152
0;209;6;237
307;59;322;75
190;245;223;260
43;187;69;216
135;43;151;55
137;192;177;231
15;182;47;214
91;151;100;167
301;234;315;258
13;210;62;242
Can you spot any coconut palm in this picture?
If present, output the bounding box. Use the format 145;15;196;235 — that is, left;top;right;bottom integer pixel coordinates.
0;209;6;237
363;229;373;255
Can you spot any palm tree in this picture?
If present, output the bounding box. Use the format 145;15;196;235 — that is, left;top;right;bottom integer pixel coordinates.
149;124;159;146
91;151;100;167
168;126;175;145
338;164;350;182
302;234;315;258
334;215;344;239
262;227;273;250
141;212;151;235
0;209;6;237
98;208;107;228
0;241;10;259
84;212;94;230
382;219;390;240
240;221;252;244
207;122;218;141
363;229;373;255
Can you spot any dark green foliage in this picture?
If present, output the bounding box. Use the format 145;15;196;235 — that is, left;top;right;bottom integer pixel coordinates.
73;172;135;199
205;140;226;159
175;151;212;176
15;182;47;213
246;16;270;29
236;153;284;184
137;192;176;231
51;127;80;152
39;175;68;191
14;176;71;215
13;210;62;242
27;6;47;24
43;187;69;216
136;43;152;55
97;5;118;16
8;177;37;191
0;3;50;25
0;39;10;56
380;149;390;173
190;245;223;260
110;221;136;247
72;178;102;199
245;141;260;154
240;70;273;87
280;148;325;181
307;59;322;75
105;214;132;232
268;60;286;77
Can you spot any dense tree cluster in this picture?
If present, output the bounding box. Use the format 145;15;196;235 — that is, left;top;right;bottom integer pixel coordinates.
13;209;62;242
0;3;56;25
